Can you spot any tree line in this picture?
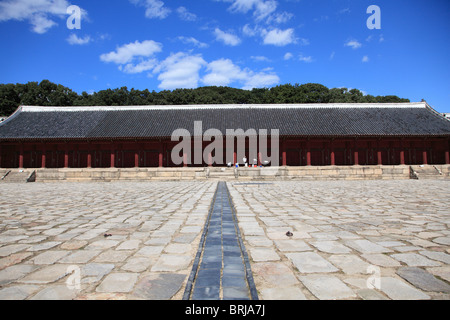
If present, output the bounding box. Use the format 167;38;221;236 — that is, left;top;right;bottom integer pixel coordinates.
0;80;410;116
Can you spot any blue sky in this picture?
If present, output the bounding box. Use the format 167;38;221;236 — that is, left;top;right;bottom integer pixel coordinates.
0;0;449;112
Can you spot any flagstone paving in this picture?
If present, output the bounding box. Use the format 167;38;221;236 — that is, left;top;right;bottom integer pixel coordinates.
228;180;450;300
0;179;449;300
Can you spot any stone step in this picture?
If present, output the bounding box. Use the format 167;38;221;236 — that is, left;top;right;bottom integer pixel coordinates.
0;170;35;183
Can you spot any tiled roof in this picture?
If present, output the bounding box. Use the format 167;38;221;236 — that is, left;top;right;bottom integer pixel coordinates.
0;103;449;140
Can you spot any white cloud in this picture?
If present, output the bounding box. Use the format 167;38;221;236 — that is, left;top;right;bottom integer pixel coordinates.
299;54;313;63
121;59;159;74
214;28;241;46
242;24;258;37
225;0;277;22
262;28;296;46
362;55;369;63
284;52;293;60
177;36;208;48
177;6;196;21
251;55;270;62
202;58;279;90
0;0;82;34
66;33;91;45
154;52;207;90
100;40;162;64
345;39;362;49
130;0;171;19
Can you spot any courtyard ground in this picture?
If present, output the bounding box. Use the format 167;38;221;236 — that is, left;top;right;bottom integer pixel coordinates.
0;180;449;300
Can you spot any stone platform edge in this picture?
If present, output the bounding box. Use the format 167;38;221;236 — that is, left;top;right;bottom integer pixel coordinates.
2;164;447;182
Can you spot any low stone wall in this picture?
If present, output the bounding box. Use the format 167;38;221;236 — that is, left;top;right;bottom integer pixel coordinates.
27;165;450;182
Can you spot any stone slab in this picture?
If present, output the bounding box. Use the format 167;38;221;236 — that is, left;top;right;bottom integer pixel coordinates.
299;275;356;300
96;273;139;293
286;252;338;274
379;277;431;300
396;267;450;293
132;273;186;300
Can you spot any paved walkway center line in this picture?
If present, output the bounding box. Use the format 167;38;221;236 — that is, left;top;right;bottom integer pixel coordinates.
183;182;258;300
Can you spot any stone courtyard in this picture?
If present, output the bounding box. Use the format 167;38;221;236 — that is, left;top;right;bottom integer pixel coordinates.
0;180;449;300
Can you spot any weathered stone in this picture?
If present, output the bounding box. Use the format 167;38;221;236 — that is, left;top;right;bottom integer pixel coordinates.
151;254;192;272
345;240;392;254
379;277;430;300
328;255;371;275
82;263;115;283
30;285;79;300
357;289;389;300
0;252;33;270
116;240;141;251
300;275;356;300
86;240;119;250
432;237;450;246
391;253;441;267
0;244;30;257
260;287;308;300
19;264;71;284
135;246;164;256
30;251;69;265
0;265;39;286
59;250;101;264
361;253;401;267
132;273;186;300
396;267;450;293
60;240;88;250
249;248;280;262
94;250;132;263
309;240;352;254
164;243;192;254
419;251;450;264
286;252;338;273
121;257;154;273
96;273;139;293
273;239;312;252
0;285;40;300
251;262;299;287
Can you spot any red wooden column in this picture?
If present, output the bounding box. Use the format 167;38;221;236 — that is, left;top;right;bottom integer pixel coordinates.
445;140;450;164
110;143;115;168
41;144;46;168
135;148;140;168
64;144;69;168
281;140;287;166
18;144;24;168
353;140;359;166
330;140;335;166
400;141;405;165
306;141;311;166
422;150;428;165
183;152;188;167
258;151;262;166
208;152;213;167
87;144;92;168
158;142;164;168
376;140;382;165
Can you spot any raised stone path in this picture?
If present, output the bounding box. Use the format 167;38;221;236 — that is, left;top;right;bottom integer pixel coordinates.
184;182;257;300
0;180;449;300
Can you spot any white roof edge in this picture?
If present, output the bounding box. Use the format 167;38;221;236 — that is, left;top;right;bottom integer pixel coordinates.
19;102;427;112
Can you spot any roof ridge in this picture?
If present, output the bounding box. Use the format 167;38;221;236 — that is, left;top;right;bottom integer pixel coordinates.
18;102;427;112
